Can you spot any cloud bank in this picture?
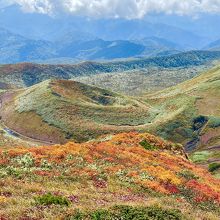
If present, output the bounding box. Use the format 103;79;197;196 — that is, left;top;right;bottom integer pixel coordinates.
2;0;220;19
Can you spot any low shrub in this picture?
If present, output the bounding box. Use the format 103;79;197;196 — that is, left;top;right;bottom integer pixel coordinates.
91;210;112;220
34;193;70;206
191;151;212;163
208;116;220;128
178;170;199;180
139;140;158;151
193;116;208;131
208;163;220;173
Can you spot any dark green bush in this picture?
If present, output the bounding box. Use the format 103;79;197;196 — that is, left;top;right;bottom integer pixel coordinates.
70;210;85;220
139;140;157;151
69;205;185;220
193;116;208;131
34;193;70;206
208;116;220;128
178;170;199;180
208;163;220;172
112;205;184;220
91;210;112;220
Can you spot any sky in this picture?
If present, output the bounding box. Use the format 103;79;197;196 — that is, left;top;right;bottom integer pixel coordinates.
1;0;220;19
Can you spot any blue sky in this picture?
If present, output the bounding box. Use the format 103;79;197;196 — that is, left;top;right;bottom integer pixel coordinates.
1;0;220;19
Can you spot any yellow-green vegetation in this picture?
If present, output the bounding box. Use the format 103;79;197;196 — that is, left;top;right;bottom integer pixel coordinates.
0;79;159;143
208;163;220;173
143;65;220;174
69;205;185;220
190;151;212;163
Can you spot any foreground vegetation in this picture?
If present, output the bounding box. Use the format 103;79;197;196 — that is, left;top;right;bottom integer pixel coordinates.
0;132;219;219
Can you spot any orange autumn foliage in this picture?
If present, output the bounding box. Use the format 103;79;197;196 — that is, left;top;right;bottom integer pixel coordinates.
1;132;220;205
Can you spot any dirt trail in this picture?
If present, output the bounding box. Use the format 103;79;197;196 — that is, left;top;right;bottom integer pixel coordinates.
208;158;220;163
208;145;220;150
0;92;57;146
1;122;57;146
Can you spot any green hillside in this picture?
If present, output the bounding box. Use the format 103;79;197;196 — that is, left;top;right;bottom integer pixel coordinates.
2;63;220;175
75;65;206;96
0;80;155;143
144;65;220;174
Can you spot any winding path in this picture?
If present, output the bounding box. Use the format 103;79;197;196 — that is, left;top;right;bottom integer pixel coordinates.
0;93;57;146
0;122;57;146
208;145;220;150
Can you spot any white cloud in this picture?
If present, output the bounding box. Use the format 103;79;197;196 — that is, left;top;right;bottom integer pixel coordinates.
2;0;220;18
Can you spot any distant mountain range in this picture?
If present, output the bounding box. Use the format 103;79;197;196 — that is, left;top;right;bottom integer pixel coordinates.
0;28;57;63
0;5;207;47
0;4;219;64
0;27;184;63
0;25;218;64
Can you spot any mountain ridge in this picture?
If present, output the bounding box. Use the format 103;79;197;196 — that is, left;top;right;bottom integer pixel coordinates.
0;26;184;64
0;50;219;89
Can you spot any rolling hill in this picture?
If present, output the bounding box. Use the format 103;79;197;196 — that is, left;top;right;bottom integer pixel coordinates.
1;61;220;141
0;80;154;143
0;132;220;219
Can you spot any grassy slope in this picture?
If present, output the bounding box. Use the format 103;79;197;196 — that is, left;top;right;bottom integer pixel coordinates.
0;132;220;219
144;65;220;174
0;80;158;143
74;65;207;96
2;64;220;174
2;64;220;146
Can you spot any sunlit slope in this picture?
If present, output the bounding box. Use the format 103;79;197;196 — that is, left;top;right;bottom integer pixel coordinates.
145;65;220;171
0;80;157;143
2;65;220;171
